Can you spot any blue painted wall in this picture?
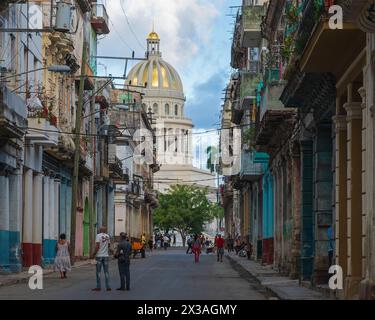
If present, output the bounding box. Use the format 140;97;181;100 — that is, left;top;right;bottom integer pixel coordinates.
42;239;57;266
0;230;10;272
9;231;21;272
262;171;274;239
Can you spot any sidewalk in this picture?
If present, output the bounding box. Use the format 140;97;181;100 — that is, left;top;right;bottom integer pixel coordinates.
0;260;91;288
227;253;333;300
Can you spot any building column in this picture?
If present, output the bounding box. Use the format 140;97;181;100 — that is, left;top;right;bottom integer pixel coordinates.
0;175;10;272
291;143;301;279
54;179;60;241
59;178;67;235
344;97;363;298
359;75;375;299
22;169;34;267
300;140;314;281
333;115;348;285
42;175;50;262
32;173;43;266
9;169;23;272
313;122;333;285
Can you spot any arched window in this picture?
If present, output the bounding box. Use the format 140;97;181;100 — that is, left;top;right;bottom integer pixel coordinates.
174;104;178;116
165;103;170;115
153;103;158;115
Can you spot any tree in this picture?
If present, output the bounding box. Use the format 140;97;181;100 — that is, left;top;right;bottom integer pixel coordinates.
153;184;217;247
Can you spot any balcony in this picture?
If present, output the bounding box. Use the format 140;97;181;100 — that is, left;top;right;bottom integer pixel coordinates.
26;117;59;147
84;62;95;90
76;0;92;13
256;83;295;150
259;77;287;121
109;156;125;180
91;4;110;35
241;5;265;47
0;86;27;139
295;0;365;79
239;151;268;181
240;71;261;110
95;79;111;109
231;12;245;69
231;101;244;125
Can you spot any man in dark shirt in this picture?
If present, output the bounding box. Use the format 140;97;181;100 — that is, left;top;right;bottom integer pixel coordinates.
115;232;132;291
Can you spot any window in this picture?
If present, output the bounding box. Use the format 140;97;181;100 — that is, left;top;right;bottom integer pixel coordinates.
165;103;170;115
174;104;178;116
153;103;158;115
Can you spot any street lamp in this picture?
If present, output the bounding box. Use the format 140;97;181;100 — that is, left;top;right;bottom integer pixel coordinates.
0;64;71;81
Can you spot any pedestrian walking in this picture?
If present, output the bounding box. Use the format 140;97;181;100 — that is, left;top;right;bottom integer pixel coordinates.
173;234;176;247
148;238;153;252
215;234;224;262
53;234;71;279
186;235;193;254
192;234;201;263
91;226;112;292
163;234;169;250
115;232;132;291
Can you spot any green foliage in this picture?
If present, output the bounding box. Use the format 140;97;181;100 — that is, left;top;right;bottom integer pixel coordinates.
153;185;219;238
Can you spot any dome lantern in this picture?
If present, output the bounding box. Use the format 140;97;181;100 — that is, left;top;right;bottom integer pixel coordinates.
147;26;161;57
126;28;184;95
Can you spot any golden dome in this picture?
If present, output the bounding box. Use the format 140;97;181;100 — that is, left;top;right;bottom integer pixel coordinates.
147;31;160;40
127;58;183;92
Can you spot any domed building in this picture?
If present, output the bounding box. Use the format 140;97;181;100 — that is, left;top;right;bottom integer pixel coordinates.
126;30;215;194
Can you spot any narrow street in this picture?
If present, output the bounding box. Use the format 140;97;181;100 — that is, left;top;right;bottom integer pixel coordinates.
0;248;270;300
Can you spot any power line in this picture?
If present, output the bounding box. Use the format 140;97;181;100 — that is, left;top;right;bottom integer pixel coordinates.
119;0;145;51
17;121;250;139
108;17;134;52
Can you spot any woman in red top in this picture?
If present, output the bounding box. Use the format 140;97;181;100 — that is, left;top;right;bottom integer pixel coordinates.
192;234;201;263
215;234;224;262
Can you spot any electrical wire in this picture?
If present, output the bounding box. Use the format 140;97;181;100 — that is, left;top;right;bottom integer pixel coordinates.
108;17;134;52
16;121;247;139
119;0;145;51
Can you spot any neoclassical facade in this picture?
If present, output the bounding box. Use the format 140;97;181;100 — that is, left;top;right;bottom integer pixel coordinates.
127;31;215;194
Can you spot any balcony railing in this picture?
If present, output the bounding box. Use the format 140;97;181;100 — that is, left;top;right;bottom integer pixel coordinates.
26;117;59;146
240;151;268;181
91;4;110;35
240;71;261;111
294;0;325;57
259;80;287;122
0;86;27;138
265;68;280;83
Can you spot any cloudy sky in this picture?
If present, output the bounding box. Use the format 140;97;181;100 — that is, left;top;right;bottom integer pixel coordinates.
97;0;241;130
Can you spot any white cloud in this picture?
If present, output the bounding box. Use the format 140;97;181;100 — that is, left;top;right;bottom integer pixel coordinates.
104;0;219;70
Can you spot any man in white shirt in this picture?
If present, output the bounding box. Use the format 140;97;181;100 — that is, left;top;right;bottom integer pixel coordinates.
163;234;169;250
91;226;112;291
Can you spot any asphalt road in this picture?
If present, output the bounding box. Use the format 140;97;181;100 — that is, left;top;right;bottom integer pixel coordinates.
0;248;269;300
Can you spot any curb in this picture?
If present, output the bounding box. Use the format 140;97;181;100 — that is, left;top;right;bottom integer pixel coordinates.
227;254;330;300
0;261;91;288
226;254;282;300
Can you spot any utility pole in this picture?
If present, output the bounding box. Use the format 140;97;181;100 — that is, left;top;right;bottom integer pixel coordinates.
89;93;96;256
70;42;87;263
